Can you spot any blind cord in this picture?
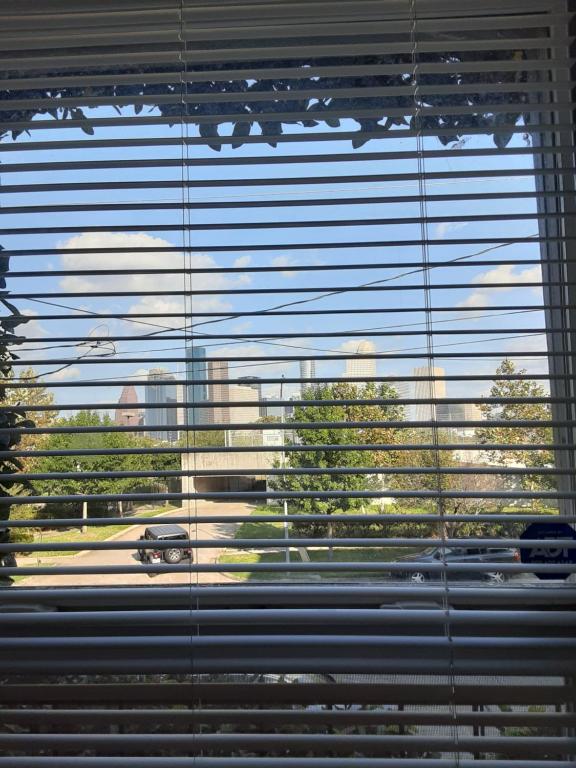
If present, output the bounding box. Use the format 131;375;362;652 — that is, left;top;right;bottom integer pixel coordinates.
410;0;460;762
177;1;199;759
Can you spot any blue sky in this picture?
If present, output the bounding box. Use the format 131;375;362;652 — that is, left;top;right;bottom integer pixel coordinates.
1;105;549;412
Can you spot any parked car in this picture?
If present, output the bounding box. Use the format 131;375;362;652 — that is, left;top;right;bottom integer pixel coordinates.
137;524;193;564
397;545;519;583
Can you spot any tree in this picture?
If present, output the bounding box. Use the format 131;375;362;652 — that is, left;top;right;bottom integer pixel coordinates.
476;359;554;495
348;381;406;470
2;42;533;149
273;383;371;518
178;430;226;448
31;411;180;518
4;367;57;470
272;383;406;532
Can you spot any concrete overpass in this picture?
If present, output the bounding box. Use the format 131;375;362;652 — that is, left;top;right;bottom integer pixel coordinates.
181;449;282;494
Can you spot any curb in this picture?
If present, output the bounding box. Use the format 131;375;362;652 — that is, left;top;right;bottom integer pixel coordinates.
21;507;178;561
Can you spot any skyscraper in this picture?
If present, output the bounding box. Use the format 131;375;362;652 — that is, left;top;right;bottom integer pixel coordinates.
229;383;261;424
260;396;285;421
394;380;414;420
299;360;316;384
238;376;262;399
185;346;208;426
345;340;377;382
145;369;178;443
413;365;447;421
207;360;230;425
436;402;482;427
114;385;143;427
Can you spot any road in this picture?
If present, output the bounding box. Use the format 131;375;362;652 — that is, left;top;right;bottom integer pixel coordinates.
16;501;248;588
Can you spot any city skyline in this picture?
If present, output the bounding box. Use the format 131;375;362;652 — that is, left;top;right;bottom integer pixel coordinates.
135;353;487;438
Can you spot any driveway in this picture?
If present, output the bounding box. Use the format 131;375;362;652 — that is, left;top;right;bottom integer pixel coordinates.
16;501;249;588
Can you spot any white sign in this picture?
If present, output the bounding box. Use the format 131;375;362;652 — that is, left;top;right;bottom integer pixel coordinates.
263;430;284;446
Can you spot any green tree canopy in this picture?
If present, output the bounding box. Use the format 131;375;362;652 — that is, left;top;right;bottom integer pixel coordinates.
4;367;57;467
476;359;554;493
272;382;406;519
32;411;180;517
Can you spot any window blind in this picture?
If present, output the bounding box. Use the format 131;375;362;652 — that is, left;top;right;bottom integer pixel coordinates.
0;0;575;764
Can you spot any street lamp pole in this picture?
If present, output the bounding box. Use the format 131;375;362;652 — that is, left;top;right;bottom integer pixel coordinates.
280;376;290;564
76;461;88;534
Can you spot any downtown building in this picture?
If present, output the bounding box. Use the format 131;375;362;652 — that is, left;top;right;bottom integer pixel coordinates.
145;368;178;443
344;340;377;383
114;384;143;427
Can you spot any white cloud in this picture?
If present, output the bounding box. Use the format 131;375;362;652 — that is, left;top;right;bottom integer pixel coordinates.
12;310;51;364
44;366;81;381
271;255;297;278
59;232;244;326
19;308;48;339
231;321;253;334
457;264;542;308
501;333;549;376
233;256;251;269
471;264;540;286
434;221;468;239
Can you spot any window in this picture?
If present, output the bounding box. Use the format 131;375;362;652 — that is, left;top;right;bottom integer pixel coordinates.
1;0;575;764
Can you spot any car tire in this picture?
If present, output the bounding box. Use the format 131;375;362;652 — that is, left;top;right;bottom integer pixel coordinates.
164;548;183;564
487;570;506;584
410;571;427;584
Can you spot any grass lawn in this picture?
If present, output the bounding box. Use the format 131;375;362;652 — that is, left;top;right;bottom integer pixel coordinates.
218;546;417;582
221;506;421;581
18;504;177;558
234;506;286;540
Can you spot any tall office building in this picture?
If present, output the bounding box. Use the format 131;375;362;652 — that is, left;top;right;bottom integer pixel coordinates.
114;385;143;427
229;383;261;424
260;396;285;421
207;360;230;425
185;346;208;426
176;383;186;428
345;340;377;382
145;369;178;443
394;380;414;420
299;360;316;385
238;376;262;400
437;402;482;426
413;365;447;421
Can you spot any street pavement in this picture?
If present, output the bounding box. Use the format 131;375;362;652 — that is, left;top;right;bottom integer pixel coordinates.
16;501;249;588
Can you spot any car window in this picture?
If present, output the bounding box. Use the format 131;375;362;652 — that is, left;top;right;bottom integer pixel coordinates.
443;548;465;558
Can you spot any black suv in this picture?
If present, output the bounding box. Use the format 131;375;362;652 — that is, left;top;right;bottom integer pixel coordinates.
397;546;519;583
137;524;193;564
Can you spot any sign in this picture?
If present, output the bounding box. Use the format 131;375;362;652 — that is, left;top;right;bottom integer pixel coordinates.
263;430;284;447
520;522;576;580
